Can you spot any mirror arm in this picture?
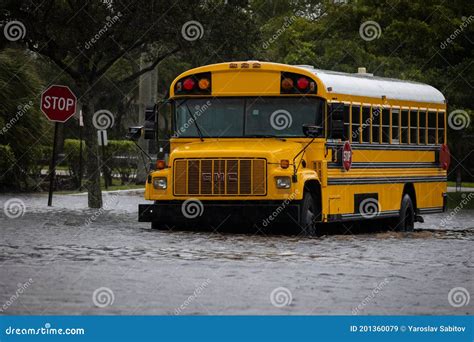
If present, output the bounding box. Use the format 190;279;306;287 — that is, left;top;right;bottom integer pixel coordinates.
292;136;316;182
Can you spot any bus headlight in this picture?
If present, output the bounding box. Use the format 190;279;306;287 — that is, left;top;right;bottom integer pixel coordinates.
275;176;291;189
153;177;167;189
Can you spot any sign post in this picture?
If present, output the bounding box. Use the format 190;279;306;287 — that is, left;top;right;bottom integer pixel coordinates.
78;110;84;191
40;85;77;206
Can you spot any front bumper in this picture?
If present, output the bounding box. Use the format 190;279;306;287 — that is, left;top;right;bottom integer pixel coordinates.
138;200;300;226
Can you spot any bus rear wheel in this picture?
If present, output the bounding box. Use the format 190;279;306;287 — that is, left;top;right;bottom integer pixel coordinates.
299;191;318;236
392;194;415;232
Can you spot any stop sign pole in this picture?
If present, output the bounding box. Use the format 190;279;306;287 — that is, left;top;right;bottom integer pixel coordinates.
40;85;77;206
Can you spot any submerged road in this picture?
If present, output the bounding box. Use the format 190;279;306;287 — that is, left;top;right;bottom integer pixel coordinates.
0;192;472;315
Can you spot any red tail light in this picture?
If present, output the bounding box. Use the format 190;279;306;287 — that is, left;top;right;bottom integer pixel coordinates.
297;77;309;90
280;72;317;94
183;78;195;90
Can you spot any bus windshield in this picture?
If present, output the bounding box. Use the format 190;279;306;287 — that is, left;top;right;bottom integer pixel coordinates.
174;97;323;138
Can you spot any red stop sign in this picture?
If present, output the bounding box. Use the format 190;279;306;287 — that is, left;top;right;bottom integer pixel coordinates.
40;85;77;122
342;141;352;171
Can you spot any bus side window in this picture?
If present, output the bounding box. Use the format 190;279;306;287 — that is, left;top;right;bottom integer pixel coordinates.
401;110;409;143
382;107;390;143
372;106;381;143
428;111;436;144
352;105;360;142
343;104;351;142
362;106;370;143
392;108;400;143
410;109;418;144
419;110;427;144
438;111;445;144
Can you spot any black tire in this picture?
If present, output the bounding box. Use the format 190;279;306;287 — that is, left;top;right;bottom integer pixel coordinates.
151;222;172;230
299;191;318;236
394;194;415;232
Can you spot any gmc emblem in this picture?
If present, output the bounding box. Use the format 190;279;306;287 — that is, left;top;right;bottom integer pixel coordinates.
202;172;238;182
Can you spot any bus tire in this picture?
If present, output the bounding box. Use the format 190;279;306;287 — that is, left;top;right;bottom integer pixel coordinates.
299;191;318;236
151;222;172;230
396;194;415;232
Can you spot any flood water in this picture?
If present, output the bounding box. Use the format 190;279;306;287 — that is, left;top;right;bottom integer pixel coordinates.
0;192;472;315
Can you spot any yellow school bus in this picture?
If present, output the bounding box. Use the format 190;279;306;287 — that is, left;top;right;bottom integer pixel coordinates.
136;61;449;235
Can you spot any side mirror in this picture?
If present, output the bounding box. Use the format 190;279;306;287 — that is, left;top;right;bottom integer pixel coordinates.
126;126;144;141
302;124;322;138
329;103;345;140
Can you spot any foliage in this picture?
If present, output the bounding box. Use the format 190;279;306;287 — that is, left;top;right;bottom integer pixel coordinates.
0;49;49;189
0;144;17;189
64;139;138;187
1;0;260;206
256;0;473;180
1;0;473;198
105;140;140;185
63;139;85;188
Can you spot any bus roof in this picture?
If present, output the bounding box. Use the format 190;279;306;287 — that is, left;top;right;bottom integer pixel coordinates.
295;65;445;104
172;61;445;105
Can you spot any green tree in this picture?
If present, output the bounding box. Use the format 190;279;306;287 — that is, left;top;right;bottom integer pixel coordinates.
2;0;259;207
256;0;473;180
0;48;48;189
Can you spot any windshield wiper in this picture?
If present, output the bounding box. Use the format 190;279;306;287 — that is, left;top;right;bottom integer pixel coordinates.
184;102;204;142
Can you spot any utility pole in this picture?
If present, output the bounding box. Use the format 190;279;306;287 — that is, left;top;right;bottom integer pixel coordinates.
136;54;158;183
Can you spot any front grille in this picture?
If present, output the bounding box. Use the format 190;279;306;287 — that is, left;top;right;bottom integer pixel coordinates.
174;158;266;196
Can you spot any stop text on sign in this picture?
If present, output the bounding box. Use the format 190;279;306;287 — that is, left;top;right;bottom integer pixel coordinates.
42;96;75;111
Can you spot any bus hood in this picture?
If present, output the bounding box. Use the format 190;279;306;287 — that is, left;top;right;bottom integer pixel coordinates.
171;139;306;162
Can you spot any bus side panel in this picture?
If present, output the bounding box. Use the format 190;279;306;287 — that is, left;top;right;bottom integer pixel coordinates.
326;183;404;217
414;182;446;210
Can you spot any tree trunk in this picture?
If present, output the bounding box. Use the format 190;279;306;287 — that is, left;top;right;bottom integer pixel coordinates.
82;97;103;208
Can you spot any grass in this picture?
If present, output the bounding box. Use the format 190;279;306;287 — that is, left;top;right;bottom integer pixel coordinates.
55;178;144;194
447;181;474;188
447;192;474;209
